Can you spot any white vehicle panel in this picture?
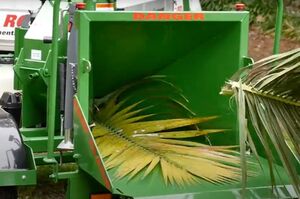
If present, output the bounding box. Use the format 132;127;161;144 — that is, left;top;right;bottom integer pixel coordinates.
0;0;41;51
0;64;15;96
25;1;69;41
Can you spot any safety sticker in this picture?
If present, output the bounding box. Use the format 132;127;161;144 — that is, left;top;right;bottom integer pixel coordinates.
31;49;42;60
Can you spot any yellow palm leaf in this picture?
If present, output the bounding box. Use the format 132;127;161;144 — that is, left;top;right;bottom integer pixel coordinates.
92;90;243;186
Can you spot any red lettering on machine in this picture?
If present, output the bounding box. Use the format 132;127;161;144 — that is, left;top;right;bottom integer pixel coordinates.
133;13;205;21
3;14;26;27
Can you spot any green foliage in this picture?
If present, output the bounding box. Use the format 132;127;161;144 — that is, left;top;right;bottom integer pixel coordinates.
201;0;300;41
201;0;235;11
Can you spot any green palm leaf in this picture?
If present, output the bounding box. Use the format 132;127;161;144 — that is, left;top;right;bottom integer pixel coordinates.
222;48;300;197
92;77;242;186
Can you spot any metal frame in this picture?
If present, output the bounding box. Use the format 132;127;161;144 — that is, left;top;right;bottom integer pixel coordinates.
0;0;287;197
274;0;284;54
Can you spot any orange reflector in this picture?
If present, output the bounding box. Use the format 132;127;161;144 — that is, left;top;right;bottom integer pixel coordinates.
75;2;86;10
91;194;112;199
235;3;245;11
96;3;114;8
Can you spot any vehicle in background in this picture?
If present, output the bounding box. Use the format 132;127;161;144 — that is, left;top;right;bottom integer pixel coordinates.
0;0;201;94
0;0;42;52
0;0;41;64
0;0;201;54
0;1;41;96
0;64;15;96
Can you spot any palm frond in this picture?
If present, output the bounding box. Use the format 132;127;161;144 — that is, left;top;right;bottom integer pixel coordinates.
222;48;300;197
92;78;242;186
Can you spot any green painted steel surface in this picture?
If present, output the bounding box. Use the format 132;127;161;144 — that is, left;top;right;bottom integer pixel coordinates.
183;0;190;11
13;6;68;154
75;11;249;147
46;0;61;160
73;93;294;198
14;28;27;59
0;145;36;186
108;158;293;198
14;27;27;90
14;38;51;129
274;0;284;54
84;0;111;10
21;128;63;152
73;97;112;192
9;1;292;197
66;169;109;199
133;185;295;199
72;10;297;198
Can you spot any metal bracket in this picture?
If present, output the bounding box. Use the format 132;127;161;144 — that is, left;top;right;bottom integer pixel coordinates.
81;58;91;73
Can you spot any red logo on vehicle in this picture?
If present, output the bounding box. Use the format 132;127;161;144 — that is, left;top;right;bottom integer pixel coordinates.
3;14;26;27
133;13;205;21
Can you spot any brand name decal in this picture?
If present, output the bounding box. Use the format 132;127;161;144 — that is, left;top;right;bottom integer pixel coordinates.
3;14;25;27
133;13;205;21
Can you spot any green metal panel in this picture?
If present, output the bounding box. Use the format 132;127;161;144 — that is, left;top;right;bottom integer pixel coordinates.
9;4;292;197
73;97;112;192
66;169;108;199
274;0;284;54
82;11;249;21
72;10;298;198
75;11;249;122
14;27;27;90
46;0;61;160
84;0;112;10
14;13;69;154
34;151;74;165
23;135;63;153
21;128;63;152
14;39;50;128
0;144;36;186
133;185;296;199
75;11;249;147
108;158;293;198
14;28;27;60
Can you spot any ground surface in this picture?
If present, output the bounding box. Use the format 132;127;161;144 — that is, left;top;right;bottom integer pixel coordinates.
17;27;300;198
249;26;300;61
18;166;67;199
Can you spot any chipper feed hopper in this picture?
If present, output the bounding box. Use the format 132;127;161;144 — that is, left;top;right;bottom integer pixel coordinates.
0;0;297;198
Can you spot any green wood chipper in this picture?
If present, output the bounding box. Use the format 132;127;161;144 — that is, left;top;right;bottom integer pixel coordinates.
0;0;297;198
